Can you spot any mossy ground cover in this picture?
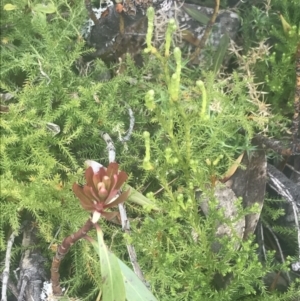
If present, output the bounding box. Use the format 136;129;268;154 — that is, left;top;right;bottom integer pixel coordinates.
0;1;299;300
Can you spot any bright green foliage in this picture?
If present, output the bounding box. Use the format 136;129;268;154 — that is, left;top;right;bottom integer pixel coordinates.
124;11;300;300
241;0;300;117
131;208;296;300
1;1;299;300
0;0;141;297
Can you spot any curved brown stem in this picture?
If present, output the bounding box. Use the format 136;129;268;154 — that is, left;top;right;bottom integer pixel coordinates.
51;218;94;295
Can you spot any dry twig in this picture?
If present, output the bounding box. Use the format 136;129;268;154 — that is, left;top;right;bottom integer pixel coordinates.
265;223;291;284
101;131;116;163
101;132;147;285
267;164;300;271
255;134;294;156
0;273;18;300
1;230;17;301
119;105;135;143
190;0;220;62
257;221;267;262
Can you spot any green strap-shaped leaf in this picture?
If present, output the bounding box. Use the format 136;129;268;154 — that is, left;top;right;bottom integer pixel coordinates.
117;258;158;301
211;32;230;75
182;4;210;25
96;225;126;301
88;234;158;301
126;184;161;211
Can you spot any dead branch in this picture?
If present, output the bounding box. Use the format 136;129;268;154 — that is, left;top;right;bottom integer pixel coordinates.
190;0;220;62
290;156;300;184
267;164;300;210
257;221;267;262
230;138;267;240
118;203;148;285
1;230;17;301
119;104;135;143
0;273;18;300
265;223;291;283
255;134;294;156
17;223;47;301
267;163;300;271
101;132;147;285
100;131;116;163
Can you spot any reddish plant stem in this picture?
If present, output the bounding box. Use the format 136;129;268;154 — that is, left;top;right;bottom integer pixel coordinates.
51;218;94;295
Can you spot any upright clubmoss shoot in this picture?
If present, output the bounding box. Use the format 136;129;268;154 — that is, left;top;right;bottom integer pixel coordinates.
143;131;153;170
165;19;177;57
145;89;156;110
169;47;181;102
145;7;156;54
197;80;209;119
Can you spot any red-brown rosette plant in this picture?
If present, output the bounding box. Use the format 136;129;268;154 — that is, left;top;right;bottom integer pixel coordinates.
72;161;130;223
51;161;130;295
